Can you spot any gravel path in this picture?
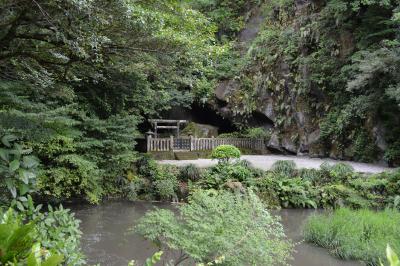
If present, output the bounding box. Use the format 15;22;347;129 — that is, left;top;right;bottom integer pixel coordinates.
159;155;392;174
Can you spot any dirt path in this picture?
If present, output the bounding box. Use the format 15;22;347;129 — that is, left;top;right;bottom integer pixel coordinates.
159;155;391;174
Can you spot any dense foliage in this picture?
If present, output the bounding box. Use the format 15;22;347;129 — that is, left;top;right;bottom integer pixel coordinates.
0;0;220;201
122;151;400;211
0;137;84;265
136;189;293;266
304;208;400;265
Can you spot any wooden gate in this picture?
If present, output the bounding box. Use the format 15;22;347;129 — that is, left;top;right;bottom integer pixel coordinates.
173;138;191;150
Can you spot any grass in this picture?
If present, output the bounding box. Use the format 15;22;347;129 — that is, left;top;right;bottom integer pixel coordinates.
303;208;400;265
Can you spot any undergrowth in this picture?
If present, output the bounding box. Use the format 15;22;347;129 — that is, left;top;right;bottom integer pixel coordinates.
304;208;400;266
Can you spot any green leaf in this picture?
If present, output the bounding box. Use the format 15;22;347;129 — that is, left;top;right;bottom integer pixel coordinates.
145;251;163;266
16;201;25;211
9;186;17;198
1;135;17;147
18;196;28;202
0;148;9;161
27;243;41;266
19;183;30;196
19;169;35;184
42;254;64;266
27;252;39;266
9;160;20;172
386;245;400;266
23;156;39;168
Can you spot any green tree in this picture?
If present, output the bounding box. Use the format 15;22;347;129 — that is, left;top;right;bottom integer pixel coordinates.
136;190;293;265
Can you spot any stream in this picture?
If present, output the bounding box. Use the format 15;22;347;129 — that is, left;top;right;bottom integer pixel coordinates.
71;201;361;266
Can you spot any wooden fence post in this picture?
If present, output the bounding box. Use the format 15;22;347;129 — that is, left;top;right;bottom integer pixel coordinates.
147;135;152;152
170;135;174;151
190;135;194;151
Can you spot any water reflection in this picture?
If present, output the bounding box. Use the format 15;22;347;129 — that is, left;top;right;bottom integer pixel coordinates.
72;201;360;266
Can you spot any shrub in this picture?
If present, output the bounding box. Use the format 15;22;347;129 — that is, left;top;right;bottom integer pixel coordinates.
304;208;400;265
32;205;85;266
384;169;400;196
179;164;201;182
217;128;271;140
199;162;255;189
136;154;159;180
258;175;318;208
136;190;293;265
153;165;179;201
38;154;103;203
217;132;241;138
384;141;400;167
298;168;323;183
124;177;150;201
318;184;372;208
211;145;241;163
349;176;388;193
243;127;271;140
0;135;40;206
271;160;297;177
320;162;355;181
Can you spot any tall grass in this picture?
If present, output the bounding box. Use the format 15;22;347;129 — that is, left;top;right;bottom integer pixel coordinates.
304;208;400;265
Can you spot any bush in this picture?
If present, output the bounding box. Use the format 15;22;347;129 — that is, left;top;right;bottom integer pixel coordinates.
320;162;355;182
136;154;159;180
384;141;400;167
317;184;373;209
153;165;179;201
304;208;400;265
257;175;318;208
217;128;271;140
199;162;255;189
38;154;103;203
124;177;150;201
179;164;201;182
271;160;297;177
211;145;241;163
136;190;293;265
243;127;271;140
32;205;85;265
0;135;40;206
298;168;323;183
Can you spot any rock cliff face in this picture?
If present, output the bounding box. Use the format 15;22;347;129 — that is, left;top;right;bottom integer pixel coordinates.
209;0;389;162
210;3;320;157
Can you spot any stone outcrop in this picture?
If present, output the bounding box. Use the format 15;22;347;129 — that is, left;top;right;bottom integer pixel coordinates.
208;0;388;163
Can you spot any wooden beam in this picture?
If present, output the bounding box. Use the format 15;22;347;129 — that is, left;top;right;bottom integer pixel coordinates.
149;119;188;124
155;126;179;129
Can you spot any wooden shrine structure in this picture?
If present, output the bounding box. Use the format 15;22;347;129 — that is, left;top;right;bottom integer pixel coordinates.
148;119;188;138
146;119;266;152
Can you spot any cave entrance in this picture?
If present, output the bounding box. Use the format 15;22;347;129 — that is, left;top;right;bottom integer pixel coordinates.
163;104;237;134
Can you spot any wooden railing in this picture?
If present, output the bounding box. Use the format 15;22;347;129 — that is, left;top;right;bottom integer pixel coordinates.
147;136;265;152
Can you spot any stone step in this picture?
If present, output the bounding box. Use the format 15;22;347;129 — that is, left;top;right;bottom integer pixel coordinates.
174;152;199;160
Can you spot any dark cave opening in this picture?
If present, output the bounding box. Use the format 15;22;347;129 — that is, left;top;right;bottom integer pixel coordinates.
247;111;274;129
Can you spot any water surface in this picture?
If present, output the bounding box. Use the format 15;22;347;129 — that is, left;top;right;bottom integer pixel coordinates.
72;201;361;266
